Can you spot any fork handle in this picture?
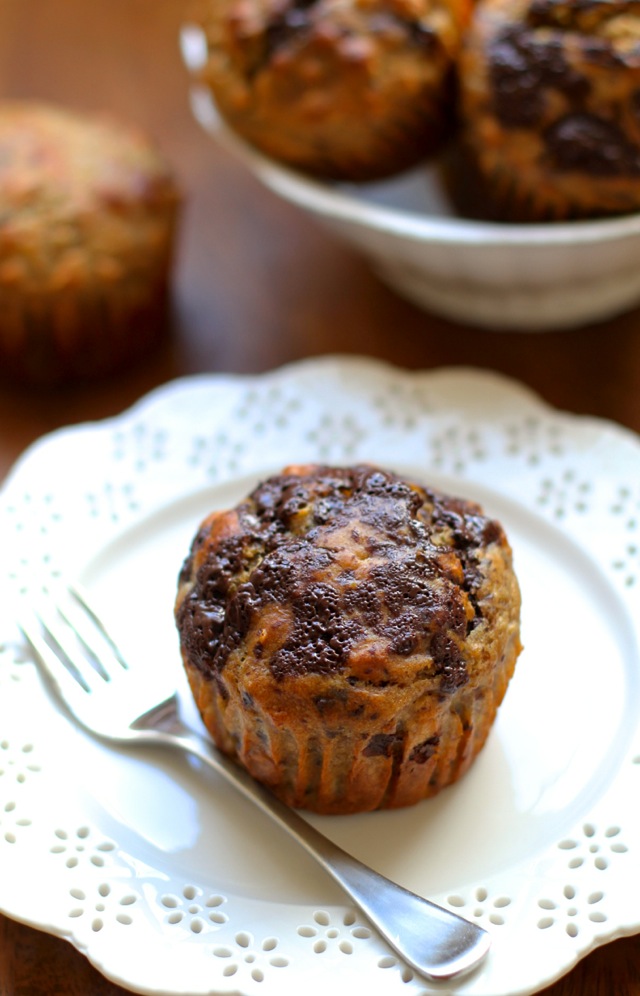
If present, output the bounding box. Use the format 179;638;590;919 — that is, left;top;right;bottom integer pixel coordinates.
142;708;490;982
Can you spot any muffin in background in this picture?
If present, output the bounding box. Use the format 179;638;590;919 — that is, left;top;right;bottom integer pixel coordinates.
175;463;522;815
191;0;471;182
454;0;640;222
0;101;181;385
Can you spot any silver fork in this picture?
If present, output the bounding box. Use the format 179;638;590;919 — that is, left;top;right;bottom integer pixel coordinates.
18;584;491;984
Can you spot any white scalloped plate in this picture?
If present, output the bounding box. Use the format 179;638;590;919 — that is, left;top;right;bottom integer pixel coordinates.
1;357;639;996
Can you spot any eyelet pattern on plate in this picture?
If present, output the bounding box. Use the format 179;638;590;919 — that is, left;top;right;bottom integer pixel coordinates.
1;357;639;996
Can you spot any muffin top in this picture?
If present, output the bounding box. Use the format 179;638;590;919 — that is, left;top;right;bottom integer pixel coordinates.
192;0;471;178
176;463;518;696
0;101;180;289
460;0;640;182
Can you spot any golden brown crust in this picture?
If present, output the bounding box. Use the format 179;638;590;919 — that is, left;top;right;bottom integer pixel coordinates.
192;0;472;180
455;0;640;221
0;101;181;384
175;463;522;814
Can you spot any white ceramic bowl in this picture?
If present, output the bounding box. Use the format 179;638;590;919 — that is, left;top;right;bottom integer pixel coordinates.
181;24;640;332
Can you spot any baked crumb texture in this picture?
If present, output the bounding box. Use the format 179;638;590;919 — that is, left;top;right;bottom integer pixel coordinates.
176;464;522;814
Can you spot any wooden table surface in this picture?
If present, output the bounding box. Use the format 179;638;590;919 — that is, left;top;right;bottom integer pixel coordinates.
1;2;639;994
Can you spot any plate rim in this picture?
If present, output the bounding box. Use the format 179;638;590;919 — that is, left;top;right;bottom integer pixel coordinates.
1;356;639;996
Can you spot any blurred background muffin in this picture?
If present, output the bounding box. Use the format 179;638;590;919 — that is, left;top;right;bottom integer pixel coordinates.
0;100;181;385
190;0;471;181
452;0;640;221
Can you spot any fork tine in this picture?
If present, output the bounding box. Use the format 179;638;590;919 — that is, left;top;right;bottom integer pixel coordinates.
67;584;129;671
48;600;110;684
18;605;95;698
56;585;127;681
18;586;172;741
19;585;126;695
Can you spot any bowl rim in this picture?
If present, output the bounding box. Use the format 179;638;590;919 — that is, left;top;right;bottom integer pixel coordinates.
182;24;640;251
242;142;640;248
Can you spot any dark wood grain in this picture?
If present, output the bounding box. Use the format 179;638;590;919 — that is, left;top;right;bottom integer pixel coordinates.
1;3;639;994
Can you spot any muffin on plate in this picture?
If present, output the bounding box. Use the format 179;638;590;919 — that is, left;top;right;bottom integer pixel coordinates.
190;0;471;181
175;463;522;814
454;0;640;221
0;101;181;385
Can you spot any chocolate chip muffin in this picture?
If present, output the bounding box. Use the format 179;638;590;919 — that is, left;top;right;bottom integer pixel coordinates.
452;0;640;221
0;101;181;385
175;464;522;814
191;0;471;181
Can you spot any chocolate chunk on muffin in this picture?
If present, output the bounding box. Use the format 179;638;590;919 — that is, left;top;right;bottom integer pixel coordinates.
190;0;471;181
0;101;181;385
453;0;640;220
175;464;522;814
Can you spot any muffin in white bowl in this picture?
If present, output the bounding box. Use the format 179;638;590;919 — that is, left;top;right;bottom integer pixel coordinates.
455;0;640;222
181;19;640;331
187;0;471;182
